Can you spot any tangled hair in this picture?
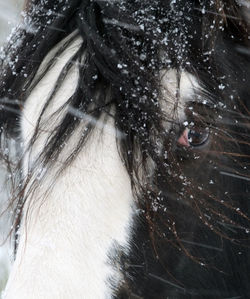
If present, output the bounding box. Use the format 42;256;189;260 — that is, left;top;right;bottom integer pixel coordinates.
1;0;250;297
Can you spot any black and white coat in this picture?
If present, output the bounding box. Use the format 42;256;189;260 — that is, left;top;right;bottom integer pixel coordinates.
1;1;250;298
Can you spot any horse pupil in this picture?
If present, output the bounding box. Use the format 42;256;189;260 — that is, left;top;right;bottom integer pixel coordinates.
188;127;209;146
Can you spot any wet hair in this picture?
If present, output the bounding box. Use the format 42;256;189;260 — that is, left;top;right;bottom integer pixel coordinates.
1;0;250;297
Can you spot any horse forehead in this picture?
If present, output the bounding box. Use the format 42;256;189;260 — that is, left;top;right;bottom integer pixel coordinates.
160;69;200;100
160;69;200;126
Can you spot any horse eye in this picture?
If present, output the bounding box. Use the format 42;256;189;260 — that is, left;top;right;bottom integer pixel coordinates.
177;126;210;148
188;126;210;146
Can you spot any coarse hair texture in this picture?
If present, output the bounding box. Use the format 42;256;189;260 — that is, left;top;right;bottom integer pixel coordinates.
0;0;250;296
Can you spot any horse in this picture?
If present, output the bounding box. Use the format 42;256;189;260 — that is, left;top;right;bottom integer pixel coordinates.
0;0;250;298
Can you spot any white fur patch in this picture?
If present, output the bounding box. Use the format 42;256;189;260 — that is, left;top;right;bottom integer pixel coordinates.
160;69;200;130
3;36;134;299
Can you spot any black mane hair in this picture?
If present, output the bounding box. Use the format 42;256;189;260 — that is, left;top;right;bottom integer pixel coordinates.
1;0;250;297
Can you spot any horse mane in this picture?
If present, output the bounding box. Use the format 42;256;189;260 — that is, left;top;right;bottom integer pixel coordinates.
0;0;250;297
